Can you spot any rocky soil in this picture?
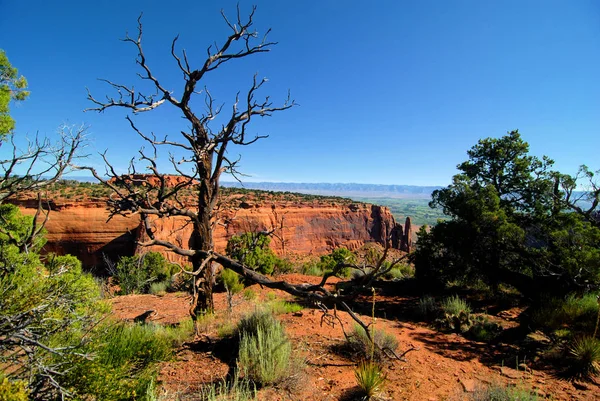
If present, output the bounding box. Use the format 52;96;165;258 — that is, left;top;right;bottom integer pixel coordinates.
110;274;600;401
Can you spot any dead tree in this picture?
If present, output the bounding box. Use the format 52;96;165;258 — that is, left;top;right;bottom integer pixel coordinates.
0;124;86;251
85;6;294;314
0;124;86;204
83;7;416;361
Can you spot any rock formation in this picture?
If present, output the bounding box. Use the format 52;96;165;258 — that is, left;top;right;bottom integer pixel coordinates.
401;216;412;252
14;198;398;269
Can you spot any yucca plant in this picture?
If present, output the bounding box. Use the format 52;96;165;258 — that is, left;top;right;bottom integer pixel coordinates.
567;336;600;381
353;288;387;399
354;360;386;398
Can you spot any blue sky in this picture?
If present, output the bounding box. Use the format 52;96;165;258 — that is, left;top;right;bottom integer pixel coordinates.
1;1;599;186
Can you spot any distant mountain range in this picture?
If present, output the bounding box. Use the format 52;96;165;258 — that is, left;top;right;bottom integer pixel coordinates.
221;181;441;199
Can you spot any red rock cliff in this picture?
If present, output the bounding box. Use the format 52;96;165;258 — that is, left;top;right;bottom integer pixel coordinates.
15;199;396;268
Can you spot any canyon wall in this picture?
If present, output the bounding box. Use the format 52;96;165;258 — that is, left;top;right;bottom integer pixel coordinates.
15;199;398;268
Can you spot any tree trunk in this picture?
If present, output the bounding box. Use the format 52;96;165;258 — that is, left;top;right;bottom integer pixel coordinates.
191;154;215;315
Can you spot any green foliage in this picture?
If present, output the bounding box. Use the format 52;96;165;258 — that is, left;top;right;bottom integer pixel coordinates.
272;257;294;275
220;268;244;312
221;268;244;294
438;296;473;333
243;288;257;301
0;207;107;398
346;324;399;363
415;295;437;320
236;309;279;338
468;315;502;342
469;383;539;401
200;374;256;401
62;321;192;400
0;50;29;140
237;310;292;386
268;300;303;315
352;196;447;226
149;281;169;295
0;376;29;401
319;247;357;278
566;336;600;381
531;293;599;334
0;205;190;400
226;233;279;275
354;360;386;399
383;263;414;280
441;295;472;316
300;260;324;276
113;252;176;294
414;131;600;298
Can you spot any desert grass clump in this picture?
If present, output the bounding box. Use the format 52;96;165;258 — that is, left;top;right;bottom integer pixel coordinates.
200;373;256;401
441;295;472;316
243;288;257;301
415;295;437;320
469;383;539;401
532;293;599;334
566;336;600;381
347;324;399;362
354;360;386;399
236;310;292;386
268;300;303;315
149;281;169;295
439;295;473;333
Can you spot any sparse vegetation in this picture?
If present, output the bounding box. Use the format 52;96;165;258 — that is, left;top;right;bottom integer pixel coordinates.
354;360;386;399
111;252;176;295
236;310;292;386
532;293;599;334
566;336;600;381
220;268;244;312
416;295;437;320
346;324;399;363
268;300;303;315
438;295;473;333
200;374;256;401
469;383;540;401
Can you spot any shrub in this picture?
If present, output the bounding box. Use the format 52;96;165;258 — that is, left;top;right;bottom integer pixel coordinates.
319;247;357;278
112;252;176;295
383;263;414;280
354;360;386;399
236;309;280;338
469;383;539;401
243;288;257;301
346;324;398;363
149;281;169;295
301;261;324;277
566;336;600;381
62;321;192;400
468;315;502;342
438;295;473;333
441;295;472;316
415;295;437;320
273;258;294;275
532;293;599;334
220;268;244;312
0;376;29;401
201;374;256;401
269;300;303;315
226;233;279;275
237;311;291;385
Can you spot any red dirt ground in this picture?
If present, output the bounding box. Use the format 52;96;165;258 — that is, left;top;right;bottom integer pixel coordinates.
109;274;600;400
